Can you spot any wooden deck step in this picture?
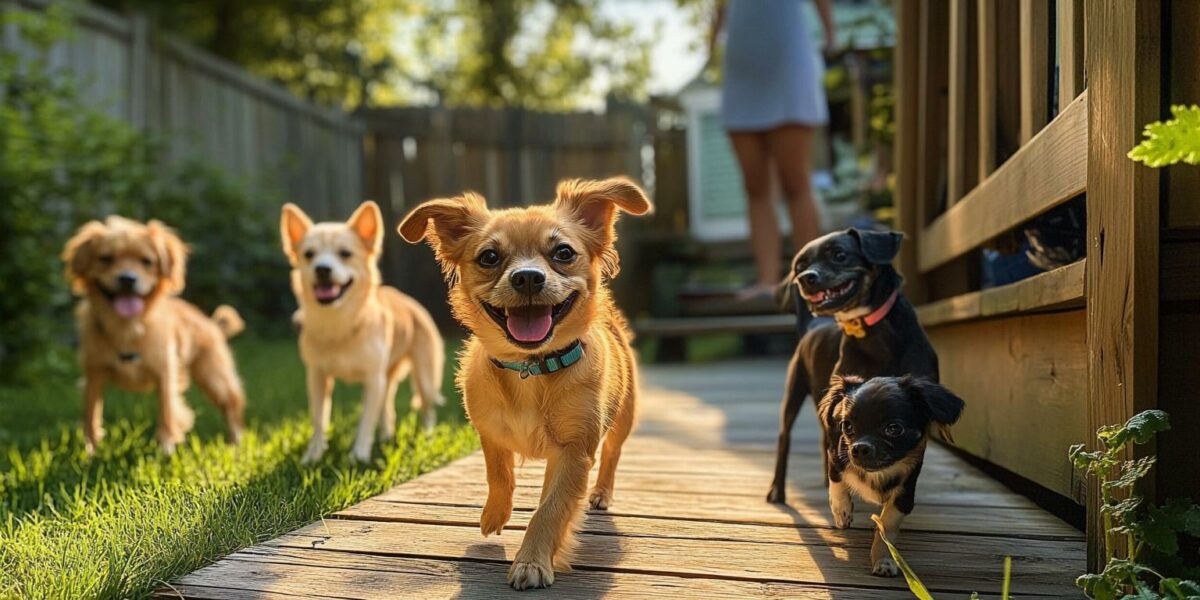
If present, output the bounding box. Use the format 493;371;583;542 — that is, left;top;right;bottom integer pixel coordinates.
161;358;1086;599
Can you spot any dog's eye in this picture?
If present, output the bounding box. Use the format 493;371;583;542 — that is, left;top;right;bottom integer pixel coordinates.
141;256;153;268
477;249;501;268
841;420;855;436
833;250;848;262
303;249;315;261
99;254;114;265
551;244;577;263
338;248;352;259
884;422;904;437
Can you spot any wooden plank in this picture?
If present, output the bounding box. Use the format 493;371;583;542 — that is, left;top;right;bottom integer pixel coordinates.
1084;0;1162;570
917;259;1085;327
1019;0;1051;144
977;0;997;180
928;310;1089;503
946;0;977;204
260;518;1081;596
918;92;1087;273
892;0;926;303
1057;0;1085;113
915;0;950;228
161;546;916;600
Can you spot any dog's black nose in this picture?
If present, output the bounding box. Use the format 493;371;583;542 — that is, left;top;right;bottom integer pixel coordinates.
314;265;332;281
850;442;874;460
799;270;820;286
117;272;138;292
510;268;546;295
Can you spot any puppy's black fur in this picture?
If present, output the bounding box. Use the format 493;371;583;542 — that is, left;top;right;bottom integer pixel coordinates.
767;228;939;505
820;375;964;575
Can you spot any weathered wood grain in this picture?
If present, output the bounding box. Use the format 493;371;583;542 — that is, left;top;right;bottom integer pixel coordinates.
1084;0;1162;569
916;259;1085;327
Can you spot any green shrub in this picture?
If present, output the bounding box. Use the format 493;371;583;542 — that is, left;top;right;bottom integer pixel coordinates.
0;5;289;383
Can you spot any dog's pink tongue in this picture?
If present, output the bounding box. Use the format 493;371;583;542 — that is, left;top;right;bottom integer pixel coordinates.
506;306;553;342
113;295;144;319
314;285;341;301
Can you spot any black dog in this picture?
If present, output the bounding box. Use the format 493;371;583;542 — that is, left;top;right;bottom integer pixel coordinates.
819;375;964;576
767;228;939;505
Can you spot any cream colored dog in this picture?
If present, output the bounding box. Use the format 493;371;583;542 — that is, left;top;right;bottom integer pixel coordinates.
281;201;445;464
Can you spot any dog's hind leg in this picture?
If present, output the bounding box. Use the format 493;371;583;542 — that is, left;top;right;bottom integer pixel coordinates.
408;342;445;433
350;372;387;464
767;350;809;503
194;346;246;445
589;391;634;510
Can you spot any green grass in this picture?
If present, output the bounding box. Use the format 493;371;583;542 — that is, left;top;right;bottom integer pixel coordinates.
0;337;479;599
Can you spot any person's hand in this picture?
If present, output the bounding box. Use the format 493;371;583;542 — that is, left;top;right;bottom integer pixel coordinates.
822;28;839;63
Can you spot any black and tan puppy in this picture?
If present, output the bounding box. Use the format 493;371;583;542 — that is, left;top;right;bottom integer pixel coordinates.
820;375;964;575
767;229;939;508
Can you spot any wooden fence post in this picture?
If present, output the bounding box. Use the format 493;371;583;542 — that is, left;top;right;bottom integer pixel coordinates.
1084;0;1161;571
893;0;926;304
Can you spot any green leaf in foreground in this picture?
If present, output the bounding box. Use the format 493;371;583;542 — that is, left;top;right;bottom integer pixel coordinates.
870;514;934;600
1128;105;1200;167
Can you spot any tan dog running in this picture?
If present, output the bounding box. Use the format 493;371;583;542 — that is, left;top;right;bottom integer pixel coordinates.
63;217;246;455
282;201;445;464
398;177;650;590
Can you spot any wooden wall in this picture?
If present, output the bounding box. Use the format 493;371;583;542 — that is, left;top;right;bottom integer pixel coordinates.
3;0;364;217
895;0;1200;569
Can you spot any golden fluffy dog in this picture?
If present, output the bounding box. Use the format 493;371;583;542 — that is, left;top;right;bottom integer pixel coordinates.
62;216;246;455
282;201;445;464
398;177;650;590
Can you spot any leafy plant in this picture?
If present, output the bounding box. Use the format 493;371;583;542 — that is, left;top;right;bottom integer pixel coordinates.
1070;410;1200;599
1128;105;1200;167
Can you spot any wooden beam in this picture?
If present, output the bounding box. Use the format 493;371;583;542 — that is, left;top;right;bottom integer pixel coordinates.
927;310;1089;502
947;0;972;204
893;0;926;303
977;0;997;179
1057;0;1085;112
1084;0;1161;571
917;259;1085;327
1019;0;1051;144
915;0;950;228
918;92;1088;273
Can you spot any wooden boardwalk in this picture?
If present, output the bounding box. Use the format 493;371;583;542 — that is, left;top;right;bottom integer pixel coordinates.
161;359;1086;599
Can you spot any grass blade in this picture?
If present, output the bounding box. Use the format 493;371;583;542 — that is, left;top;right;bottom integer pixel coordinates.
871;514;935;600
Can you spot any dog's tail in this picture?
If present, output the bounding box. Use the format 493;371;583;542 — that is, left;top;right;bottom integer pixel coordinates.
212;305;245;339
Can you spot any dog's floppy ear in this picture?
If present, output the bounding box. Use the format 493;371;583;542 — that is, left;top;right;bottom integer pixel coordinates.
818;374;863;431
398;193;490;280
554;177;652;277
281;203;313;265
901;376;966;442
148;220;189;293
850;228;903;265
62;220;109;295
347;200;384;256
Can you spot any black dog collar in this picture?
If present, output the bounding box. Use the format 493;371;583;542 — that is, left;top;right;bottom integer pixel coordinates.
490;340;585;379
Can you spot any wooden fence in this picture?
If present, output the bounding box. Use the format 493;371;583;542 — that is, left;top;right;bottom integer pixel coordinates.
2;0;363;217
893;0;1200;568
362;105;659;326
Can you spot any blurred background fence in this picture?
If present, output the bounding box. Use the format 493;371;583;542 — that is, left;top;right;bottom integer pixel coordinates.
3;0;363;217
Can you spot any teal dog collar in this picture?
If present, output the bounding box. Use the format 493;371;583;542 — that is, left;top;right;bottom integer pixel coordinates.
491;340;585;379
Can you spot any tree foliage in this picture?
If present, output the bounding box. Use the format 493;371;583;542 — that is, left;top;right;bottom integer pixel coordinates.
1128;105;1200;168
93;0;653;110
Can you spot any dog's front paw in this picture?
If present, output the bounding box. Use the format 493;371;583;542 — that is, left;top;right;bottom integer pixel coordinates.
871;557;900;578
830;495;854;529
508;558;554;590
156;428;183;455
300;438;327;465
587;487;613;510
480;501;512;537
83;428;105;455
766;486;787;504
348;445;373;465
